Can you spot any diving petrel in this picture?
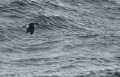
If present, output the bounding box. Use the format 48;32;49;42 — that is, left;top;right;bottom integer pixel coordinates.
23;23;38;35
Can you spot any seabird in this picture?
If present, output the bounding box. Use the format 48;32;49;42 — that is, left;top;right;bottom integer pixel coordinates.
23;23;39;35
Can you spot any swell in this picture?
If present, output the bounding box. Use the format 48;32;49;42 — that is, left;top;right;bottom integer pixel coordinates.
0;0;100;46
0;0;95;31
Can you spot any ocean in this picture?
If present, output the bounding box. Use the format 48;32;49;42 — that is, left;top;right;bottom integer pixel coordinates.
0;0;120;77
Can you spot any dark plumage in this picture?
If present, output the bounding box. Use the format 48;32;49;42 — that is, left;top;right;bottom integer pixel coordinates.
23;23;38;35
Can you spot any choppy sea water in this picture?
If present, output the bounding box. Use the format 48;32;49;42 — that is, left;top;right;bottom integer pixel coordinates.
0;0;120;77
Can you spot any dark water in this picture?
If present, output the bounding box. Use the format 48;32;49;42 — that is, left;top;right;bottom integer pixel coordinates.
0;0;120;77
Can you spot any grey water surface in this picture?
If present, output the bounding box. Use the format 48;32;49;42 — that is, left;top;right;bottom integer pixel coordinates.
0;0;120;77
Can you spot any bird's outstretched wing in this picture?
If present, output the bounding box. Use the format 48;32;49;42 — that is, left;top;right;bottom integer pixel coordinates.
22;25;26;28
23;25;29;28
